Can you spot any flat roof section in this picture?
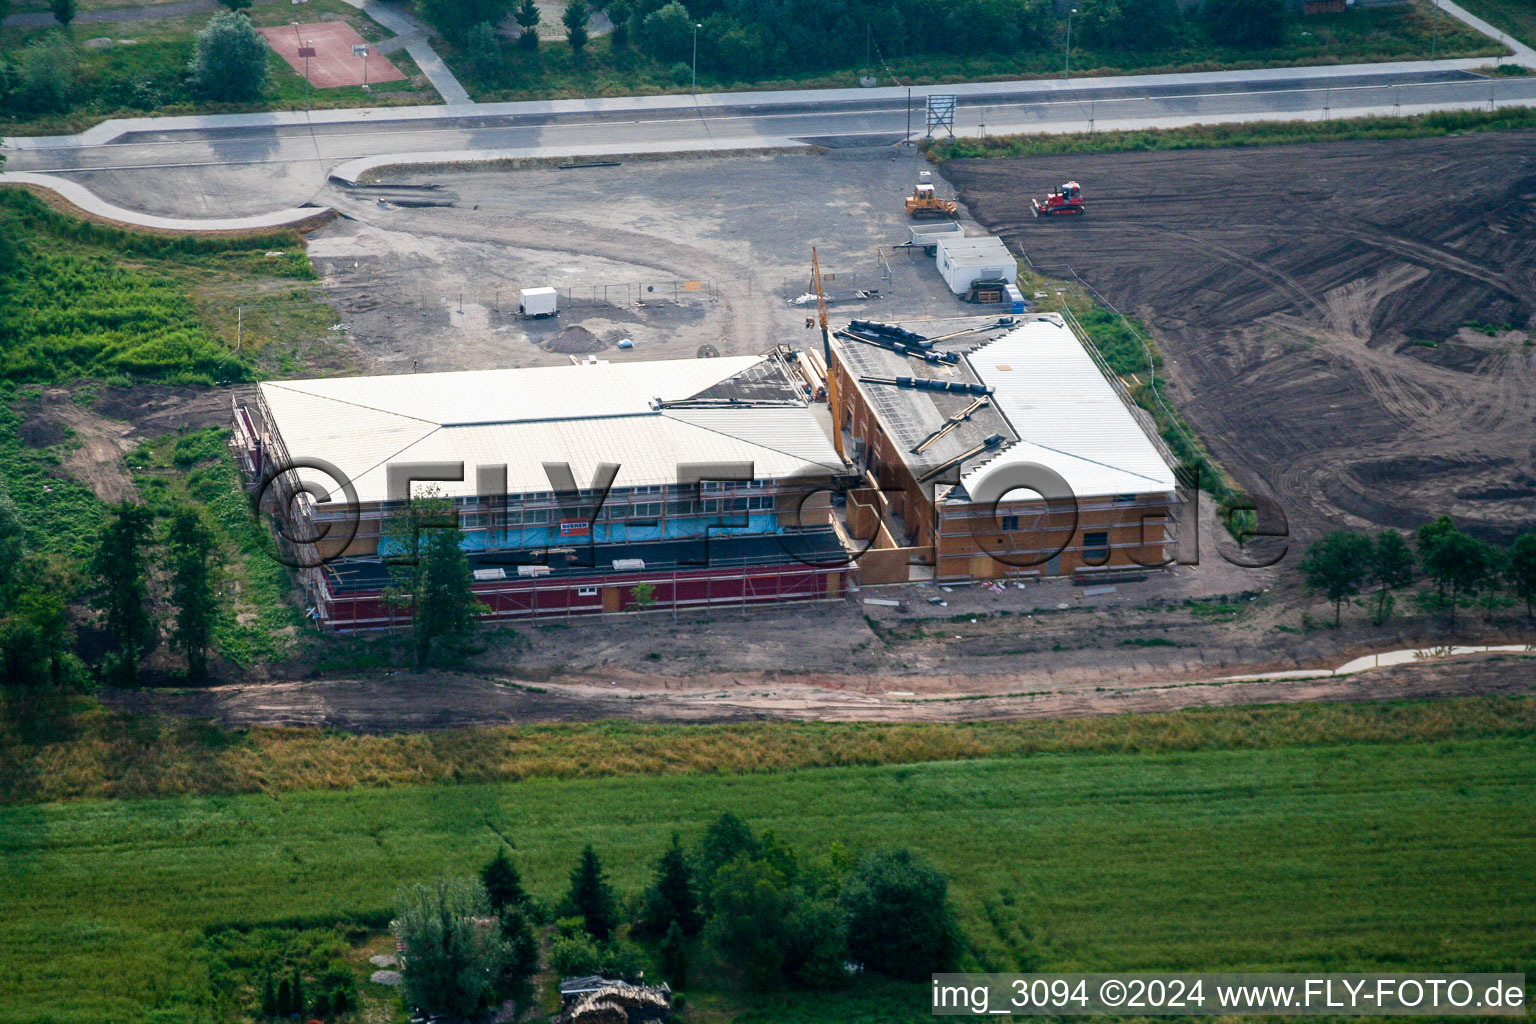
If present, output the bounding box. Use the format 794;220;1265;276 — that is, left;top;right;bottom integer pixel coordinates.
259;356;845;503
959;319;1178;500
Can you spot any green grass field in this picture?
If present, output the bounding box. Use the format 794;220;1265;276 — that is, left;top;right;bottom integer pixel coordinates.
1;700;1532;1023
1455;0;1536;48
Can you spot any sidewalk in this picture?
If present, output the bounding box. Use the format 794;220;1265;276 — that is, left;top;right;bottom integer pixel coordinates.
334;0;471;104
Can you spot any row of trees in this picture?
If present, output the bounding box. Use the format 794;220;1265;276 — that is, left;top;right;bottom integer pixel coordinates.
91;499;224;682
1300;517;1536;627
1;491;224;688
395;815;963;1015
422;0;1292;84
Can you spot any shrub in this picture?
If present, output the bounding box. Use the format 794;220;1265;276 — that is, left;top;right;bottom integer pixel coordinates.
641;1;694;63
842;849;960;980
10;33;76;114
189;12;269;101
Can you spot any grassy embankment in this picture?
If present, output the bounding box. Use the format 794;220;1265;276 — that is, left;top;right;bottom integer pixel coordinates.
1455;0;1536;48
0;696;1532;1023
925;107;1536;162
0;0;436;136
446;1;1500;103
0;188;342;671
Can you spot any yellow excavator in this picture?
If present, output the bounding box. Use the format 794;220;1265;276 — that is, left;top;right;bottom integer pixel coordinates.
905;171;958;219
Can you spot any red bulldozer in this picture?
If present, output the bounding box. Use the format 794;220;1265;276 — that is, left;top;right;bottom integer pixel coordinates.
1032;180;1085;217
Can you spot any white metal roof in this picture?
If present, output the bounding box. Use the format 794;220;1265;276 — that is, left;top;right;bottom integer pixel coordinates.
956;317;1176;500
937;235;1014;268
260;357;844;503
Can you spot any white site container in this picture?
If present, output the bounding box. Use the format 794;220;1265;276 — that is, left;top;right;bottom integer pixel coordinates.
934;235;1015;295
519;286;559;318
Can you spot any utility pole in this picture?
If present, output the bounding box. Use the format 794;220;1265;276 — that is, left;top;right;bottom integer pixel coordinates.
906;85;912;144
1065;8;1076;78
1431;0;1439;61
236;306;243;353
691;22;702;95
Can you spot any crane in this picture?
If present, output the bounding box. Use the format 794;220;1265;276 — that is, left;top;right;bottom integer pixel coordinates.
811;247;844;459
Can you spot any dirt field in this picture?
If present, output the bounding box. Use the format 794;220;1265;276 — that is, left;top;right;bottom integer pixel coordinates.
101;651;1536;730
304;151;978;374
943;132;1536;543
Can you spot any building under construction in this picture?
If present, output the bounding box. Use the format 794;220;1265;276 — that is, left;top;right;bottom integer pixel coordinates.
826;313;1181;584
233;353;850;629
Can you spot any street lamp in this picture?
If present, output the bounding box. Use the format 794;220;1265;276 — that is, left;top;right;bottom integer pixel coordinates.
1065;8;1076;78
304;39;314;111
692;22;703;95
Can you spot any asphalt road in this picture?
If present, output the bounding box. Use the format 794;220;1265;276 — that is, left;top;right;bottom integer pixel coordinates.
6;65;1536;218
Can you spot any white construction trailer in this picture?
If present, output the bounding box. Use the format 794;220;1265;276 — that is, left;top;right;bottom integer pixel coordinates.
935;235;1015;295
519;286;559;318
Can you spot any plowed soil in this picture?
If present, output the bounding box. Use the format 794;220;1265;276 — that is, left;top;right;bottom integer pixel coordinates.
945;132;1536;542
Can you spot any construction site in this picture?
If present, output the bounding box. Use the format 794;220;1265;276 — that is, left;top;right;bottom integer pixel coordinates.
217;127;1534;653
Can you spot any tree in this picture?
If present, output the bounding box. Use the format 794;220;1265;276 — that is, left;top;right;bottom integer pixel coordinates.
514;0;541;50
1371;529;1415;623
1;556;80;688
92;502;155;683
1201;0;1284;48
383;488;483;669
481;847;530;915
1508;534;1536;619
659;920;688;988
260;971;277;1018
1298;529;1373;627
841;849;960;980
10;32;76;114
1418;518;1495;626
218;0;254;9
606;0;633;48
563;845;618;941
640;832;701;937
394;877;511;1017
50;0;75;27
419;0;512;43
466;21;502;78
704;854;793;990
165;505;221;682
189;12;268;101
289;965;305;1019
693;811;759;908
782;894;848;989
564;0;590;52
498;905;540;988
640;1;693;63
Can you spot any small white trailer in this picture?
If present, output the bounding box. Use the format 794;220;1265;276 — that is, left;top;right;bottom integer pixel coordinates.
518;286;559;319
906;221;965;255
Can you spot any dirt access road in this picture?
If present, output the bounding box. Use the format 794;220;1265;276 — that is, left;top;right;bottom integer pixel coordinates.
944;132;1536;543
103;651;1536;731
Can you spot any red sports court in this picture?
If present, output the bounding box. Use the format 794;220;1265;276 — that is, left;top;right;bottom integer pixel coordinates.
257;21;406;89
